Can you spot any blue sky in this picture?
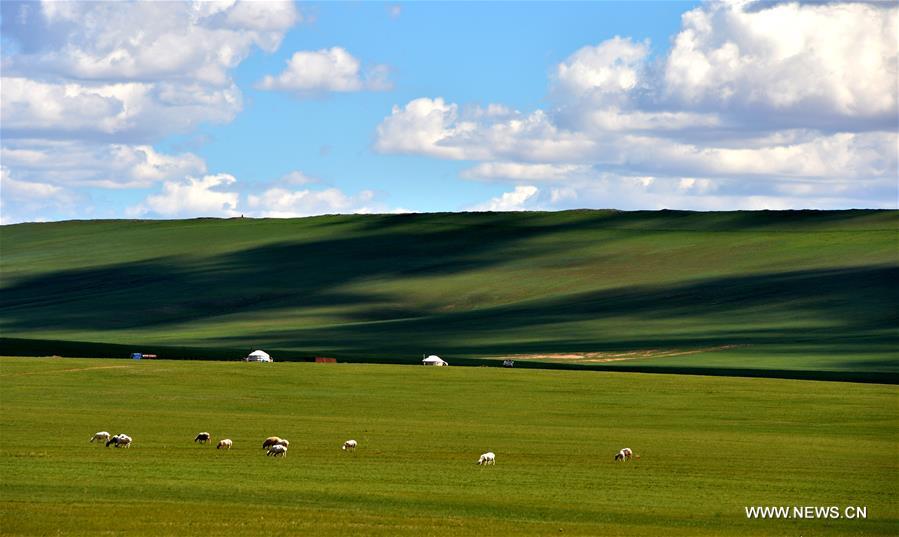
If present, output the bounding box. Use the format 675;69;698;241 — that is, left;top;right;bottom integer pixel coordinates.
1;1;896;223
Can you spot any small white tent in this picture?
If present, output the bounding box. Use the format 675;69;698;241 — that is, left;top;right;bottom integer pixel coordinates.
245;350;272;362
422;354;448;366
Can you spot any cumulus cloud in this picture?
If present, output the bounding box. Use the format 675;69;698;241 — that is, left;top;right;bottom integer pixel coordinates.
462;163;594;182
663;0;897;128
0;0;302;222
375;98;595;161
0;141;207;189
257;47;392;95
1;167;63;200
555;36;649;101
2;0;299;85
469;171;895;214
127;174;240;218
0;166;81;223
375;98;473;159
376;1;898;210
0;1;277;143
246;186;380;217
469;185;540;212
1;77;242;142
121;169;405;220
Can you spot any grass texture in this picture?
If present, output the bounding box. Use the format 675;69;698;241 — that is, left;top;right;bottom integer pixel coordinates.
1;357;896;536
1;210;897;377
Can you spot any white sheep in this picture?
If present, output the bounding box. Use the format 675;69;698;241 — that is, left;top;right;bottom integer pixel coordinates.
90;431;110;443
262;436;282;449
266;444;287;457
106;434;132;448
217;439;232;450
194;432;211;444
342;440;357;451
477;452;495;465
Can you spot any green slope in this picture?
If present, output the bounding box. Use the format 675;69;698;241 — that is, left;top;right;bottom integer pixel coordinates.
1;210;897;376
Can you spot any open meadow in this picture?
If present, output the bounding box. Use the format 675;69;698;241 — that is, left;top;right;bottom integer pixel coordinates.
1;356;896;536
2;211;897;379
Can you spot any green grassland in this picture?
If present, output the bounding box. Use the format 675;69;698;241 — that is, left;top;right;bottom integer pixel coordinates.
1;357;896;536
1;210;897;378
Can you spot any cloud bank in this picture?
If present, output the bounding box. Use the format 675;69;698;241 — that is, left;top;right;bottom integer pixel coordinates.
376;1;898;211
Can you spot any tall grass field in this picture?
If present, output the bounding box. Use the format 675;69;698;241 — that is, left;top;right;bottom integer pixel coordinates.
1;357;896;536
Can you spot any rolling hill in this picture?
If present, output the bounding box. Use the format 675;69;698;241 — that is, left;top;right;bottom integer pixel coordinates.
1;210;896;380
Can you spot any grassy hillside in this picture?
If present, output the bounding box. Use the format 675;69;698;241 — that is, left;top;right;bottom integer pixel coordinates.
1;357;896;536
1;210;897;376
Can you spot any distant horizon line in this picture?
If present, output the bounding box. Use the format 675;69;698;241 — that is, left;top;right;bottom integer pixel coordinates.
3;207;897;226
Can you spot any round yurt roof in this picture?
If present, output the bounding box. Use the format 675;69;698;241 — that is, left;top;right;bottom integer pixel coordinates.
422;355;446;363
248;350;270;359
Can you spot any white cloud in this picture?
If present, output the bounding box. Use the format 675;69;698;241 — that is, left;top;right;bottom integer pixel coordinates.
279;170;321;186
0;141;207;189
223;1;302;34
246;186;380;217
462;163;593;182
662;1;897;128
375;98;596;162
1;166;64;200
469;186;540;212
128;174;240;218
375;1;898;210
257;47;392;94
469;172;894;213
0;166;81;223
1;77;242;141
377;96;896;182
6;0;299;85
375;98;470;159
596;131;897;181
555;36;649;101
1;0;294;142
0;0;301;222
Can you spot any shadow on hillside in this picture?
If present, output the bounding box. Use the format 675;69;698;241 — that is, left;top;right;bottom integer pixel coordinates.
351;209;897;233
1;210;896;367
0;219;594;330
214;265;898;360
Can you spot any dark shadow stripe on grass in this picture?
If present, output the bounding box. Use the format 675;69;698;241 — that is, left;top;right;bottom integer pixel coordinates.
2;337;895;385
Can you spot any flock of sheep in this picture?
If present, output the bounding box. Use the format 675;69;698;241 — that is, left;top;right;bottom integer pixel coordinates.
90;431;365;459
90;432;131;448
92;430;637;464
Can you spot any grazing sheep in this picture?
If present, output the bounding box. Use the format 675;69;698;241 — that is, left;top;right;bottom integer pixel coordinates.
266;445;287;457
194;432;211;444
217;439;232;450
106;434;132;448
90;431;111;443
262;436;282;449
342;440;357;451
614;448;638;462
477;452;496;465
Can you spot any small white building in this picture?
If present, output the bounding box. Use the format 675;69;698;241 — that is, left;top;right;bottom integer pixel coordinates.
245;350;273;362
422;354;448;366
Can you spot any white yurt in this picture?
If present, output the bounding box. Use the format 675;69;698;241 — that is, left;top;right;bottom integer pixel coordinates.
245;350;273;362
422;354;448;366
